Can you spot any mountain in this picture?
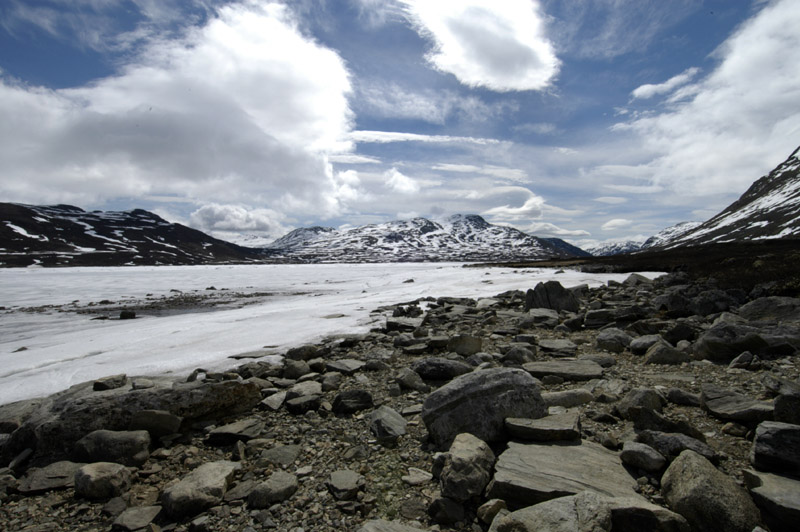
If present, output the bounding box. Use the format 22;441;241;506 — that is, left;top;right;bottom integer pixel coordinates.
640;221;702;249
583;240;645;257
264;214;581;262
653;145;800;249
0;203;261;267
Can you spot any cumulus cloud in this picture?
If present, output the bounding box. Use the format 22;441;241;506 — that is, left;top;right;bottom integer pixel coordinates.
400;0;559;91
483;195;546;221
432;163;528;183
615;0;800;197
631;67;700;100
523;222;590;238
0;2;353;215
385;168;420;194
601;218;633;231
190;203;289;237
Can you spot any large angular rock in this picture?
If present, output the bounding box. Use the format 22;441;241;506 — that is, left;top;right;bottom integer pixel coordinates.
411;357;472;381
489;490;612;532
422;368;546;449
743;469;800;532
701;386;773;424
750;421;800;476
357;520;428;532
536;338;578;356
326;359;366;376
332;389;374;415
369;405;407;445
596;328;633;353
661;450;761;532
693;323;769;362
440;433;495;502
505;412;581;442
448;335;483;356
129;409;183;438
206;417;264;445
113;506;161;531
247;470;299;508
17;460;85;494
644;343;690;365
617;388;664;419
327;469;365;501
525;281;580;313
73;429;150;466
487;440;641;509
637;430;719;464
161;461;240;519
74;462;131;499
522;359;603;381
739;296;800;325
620;441;667;473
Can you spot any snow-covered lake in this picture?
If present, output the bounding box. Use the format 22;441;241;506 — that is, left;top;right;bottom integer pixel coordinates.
0;263;661;405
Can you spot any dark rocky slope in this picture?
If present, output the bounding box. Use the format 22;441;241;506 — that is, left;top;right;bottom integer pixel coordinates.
1;267;799;531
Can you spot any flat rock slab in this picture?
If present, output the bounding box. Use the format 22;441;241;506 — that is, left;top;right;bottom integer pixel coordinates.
488;440;641;509
537;339;578;356
743;469;800;532
701;386;773;423
326;359;366;375
112;505;162;531
505;413;581;442
207;417;264;445
523;359;604;381
17;460;85;494
357;520;428;532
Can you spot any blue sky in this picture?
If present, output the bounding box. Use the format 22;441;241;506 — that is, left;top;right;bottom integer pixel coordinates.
1;0;799;248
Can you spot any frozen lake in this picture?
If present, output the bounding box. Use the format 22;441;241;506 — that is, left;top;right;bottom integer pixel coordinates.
0;263;661;405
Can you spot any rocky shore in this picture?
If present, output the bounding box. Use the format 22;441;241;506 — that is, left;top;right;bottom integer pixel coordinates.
1;268;800;532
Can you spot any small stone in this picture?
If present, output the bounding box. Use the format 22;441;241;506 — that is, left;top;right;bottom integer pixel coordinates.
327;470;365;501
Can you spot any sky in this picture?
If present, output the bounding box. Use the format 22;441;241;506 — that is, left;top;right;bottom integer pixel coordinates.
1;0;799;249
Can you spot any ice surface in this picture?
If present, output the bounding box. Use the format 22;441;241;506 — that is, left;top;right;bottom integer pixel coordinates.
0;263;662;405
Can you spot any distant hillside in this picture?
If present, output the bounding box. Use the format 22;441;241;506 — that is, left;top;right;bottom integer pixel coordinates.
264;214;582;262
653;145;800;249
0;203;261;267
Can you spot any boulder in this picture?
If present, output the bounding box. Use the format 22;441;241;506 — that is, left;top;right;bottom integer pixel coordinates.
327;469;365;501
395;368;431;393
637;430;719;464
739;296;800;324
616;388;664;419
440;433;495;502
661;450;761;532
259;444;301;466
596;328;633;353
357;520;428;532
74;462;131;499
332;389;374;415
369;405;407;445
750;421;800;476
411;357;472;381
73;429;150;467
522;308;559;328
693;323;769;362
505;412;581;442
542;389;594;408
17;460;85;494
487;440;642;509
161;461;240;519
112;505;161;531
286;380;323;400
584;309;617;329
629;335;663;356
422;368;546;449
283;359;311;379
689;290;738;316
247;470;298;508
428;496;466;525
620;441;666;473
627;407;705;441
536;338;578;356
501;346;536;365
525;281;580;313
284;394;321;415
93;374;127;391
522;359;603;381
644;343;690;365
326;359;366;376
448;335;483;356
743;469;800;532
284;344;319;361
701;386;773;424
489;490;612;532
774;391;800;424
206;417;264;445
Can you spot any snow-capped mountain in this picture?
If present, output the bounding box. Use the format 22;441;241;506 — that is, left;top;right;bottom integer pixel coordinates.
652;145;800;249
264;214;581;262
583;240;645;257
0;203;260;267
640;221;703;249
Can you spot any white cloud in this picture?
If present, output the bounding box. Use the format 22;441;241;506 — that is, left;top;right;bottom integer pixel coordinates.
631;67;700;100
604;184;664;194
601;218;633;231
523;222;590;238
513;122;557;135
0;2;354;217
432;163;528;183
616;0;800;197
483;195;546;221
329;154;382;164
400;0;559;91
349;130;500;145
385;168;420;194
593;196;627;205
190;203;289;238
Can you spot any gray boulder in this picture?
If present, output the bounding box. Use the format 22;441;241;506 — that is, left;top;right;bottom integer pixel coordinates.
522;359;604;381
536;338;578;356
327;469;365;501
542;389;594;408
617;388;664;420
129;409;182;438
284;344;319;361
750;421;800;476
525;281;580;313
326;359;366;375
661;450;761;532
73;429;150;467
411;357;472;381
693;323;769;362
93;374;127;391
448;335;483;356
370;405;407;445
112;505;161;531
247;470;298;508
283;359;311;379
74;462;131;499
629;335;663;356
644;343;690;365
440;433;495;502
505;412;581;442
620;441;666;473
17;460;85;494
743;468;800;532
596;328;633;353
422;368;546;449
332;389;374;415
207;417;264;445
637;430;719;464
701;386;773;424
739;296;800;324
161;461;240;519
522;308;559;328
489;490;612;532
357;520;428;532
395;368;430;392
